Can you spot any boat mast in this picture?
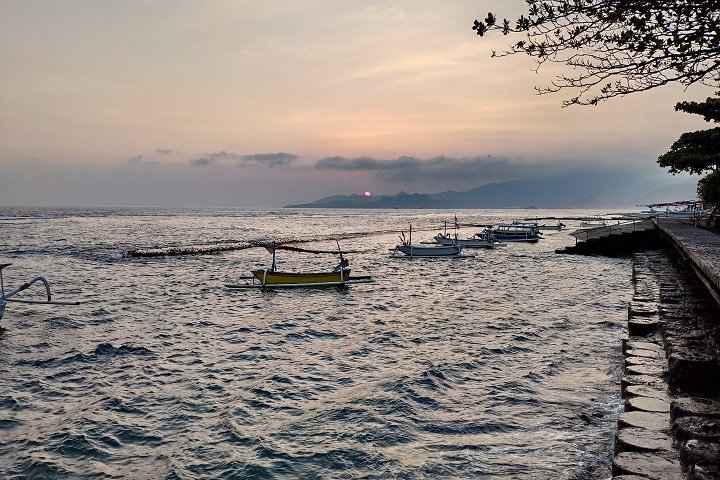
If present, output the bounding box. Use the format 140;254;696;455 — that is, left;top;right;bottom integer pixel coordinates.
271;242;277;272
409;224;413;256
336;240;345;282
454;214;459;242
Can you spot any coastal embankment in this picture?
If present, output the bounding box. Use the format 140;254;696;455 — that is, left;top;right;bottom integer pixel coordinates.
565;218;720;478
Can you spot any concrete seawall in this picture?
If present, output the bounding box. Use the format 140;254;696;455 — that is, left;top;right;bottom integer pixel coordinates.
609;220;720;479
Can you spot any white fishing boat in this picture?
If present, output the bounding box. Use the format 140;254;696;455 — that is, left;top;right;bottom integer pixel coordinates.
393;225;463;257
433;218;499;248
395;243;463;257
578;217;608;228
433;231;498;249
0;263;83;320
643;201;712;218
489;224;541;242
536;221;566;231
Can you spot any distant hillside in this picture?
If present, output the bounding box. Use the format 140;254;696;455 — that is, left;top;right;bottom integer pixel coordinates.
285;171;698;209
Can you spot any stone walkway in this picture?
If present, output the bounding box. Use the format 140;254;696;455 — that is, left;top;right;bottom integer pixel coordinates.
656;219;720;293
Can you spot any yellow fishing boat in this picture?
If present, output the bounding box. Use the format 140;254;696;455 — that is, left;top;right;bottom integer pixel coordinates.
251;265;351;285
226;242;372;289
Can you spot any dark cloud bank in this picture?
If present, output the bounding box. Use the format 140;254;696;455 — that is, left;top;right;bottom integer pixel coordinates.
313;154;580;185
190;151;298;168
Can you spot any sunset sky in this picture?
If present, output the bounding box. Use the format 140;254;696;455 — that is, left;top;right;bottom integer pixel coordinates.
0;1;715;207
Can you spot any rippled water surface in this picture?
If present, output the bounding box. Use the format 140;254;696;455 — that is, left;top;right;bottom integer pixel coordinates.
0;207;631;479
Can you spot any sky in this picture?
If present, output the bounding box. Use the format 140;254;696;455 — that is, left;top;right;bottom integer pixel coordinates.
0;0;716;208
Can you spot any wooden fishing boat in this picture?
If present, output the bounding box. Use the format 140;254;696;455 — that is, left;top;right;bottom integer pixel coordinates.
251;266;351;285
226;242;373;289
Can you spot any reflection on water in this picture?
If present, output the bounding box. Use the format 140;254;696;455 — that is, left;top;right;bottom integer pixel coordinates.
0;208;630;479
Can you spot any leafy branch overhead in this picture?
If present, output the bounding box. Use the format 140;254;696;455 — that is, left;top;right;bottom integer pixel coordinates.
473;1;720;106
658;95;720;209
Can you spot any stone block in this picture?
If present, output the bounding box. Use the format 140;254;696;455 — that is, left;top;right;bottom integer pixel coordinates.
612;451;684;478
619;411;671;431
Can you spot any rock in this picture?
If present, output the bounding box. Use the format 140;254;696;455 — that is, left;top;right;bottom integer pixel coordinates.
667;350;720;394
619;411;671;431
679;438;720;468
626;348;665;359
633;293;657;303
612;451;684;478
612;476;659;480
672;416;720;443
616;427;675;453
629;301;659;317
622;375;666;389
629;315;662;336
626;364;667;376
624;385;670;401
626;340;665;352
671;397;720;421
627;397;671;413
626;356;666;367
689;463;720;480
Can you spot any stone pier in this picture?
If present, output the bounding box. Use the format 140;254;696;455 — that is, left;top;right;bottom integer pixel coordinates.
611;220;720;479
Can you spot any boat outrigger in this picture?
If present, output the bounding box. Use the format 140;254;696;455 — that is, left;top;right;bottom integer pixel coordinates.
225;242;373;289
0;263;83;321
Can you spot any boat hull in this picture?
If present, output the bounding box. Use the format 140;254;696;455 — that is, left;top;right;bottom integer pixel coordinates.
252;269;351;285
228;275;372;289
396;244;462;257
434;235;496;248
491;235;539;242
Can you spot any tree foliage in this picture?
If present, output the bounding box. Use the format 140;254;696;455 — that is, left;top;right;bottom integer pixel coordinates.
658;95;720;208
657;127;720;174
473;1;720;106
697;170;720;207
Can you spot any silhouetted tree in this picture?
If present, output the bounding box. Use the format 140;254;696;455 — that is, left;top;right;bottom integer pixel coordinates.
658;95;720;223
473;1;720;106
697;171;720;208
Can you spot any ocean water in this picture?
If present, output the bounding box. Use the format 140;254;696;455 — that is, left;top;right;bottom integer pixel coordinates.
0;207;631;479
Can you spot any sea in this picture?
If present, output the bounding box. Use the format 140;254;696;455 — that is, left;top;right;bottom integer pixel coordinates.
0;207;632;479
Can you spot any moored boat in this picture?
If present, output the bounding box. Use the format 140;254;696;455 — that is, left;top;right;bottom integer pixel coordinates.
644;201;712;218
579;217;607;228
433;216;498;249
536;221;566;231
394;225;463;257
433;231;498;248
227;243;372;288
489;224;541;242
251;267;350;285
395;243;463;257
